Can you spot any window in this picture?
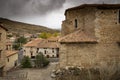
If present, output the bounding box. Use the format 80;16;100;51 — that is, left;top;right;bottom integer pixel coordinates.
52;48;54;53
119;10;120;23
7;58;9;62
0;50;2;58
36;48;39;53
52;55;54;58
44;50;46;54
75;19;78;28
0;33;1;41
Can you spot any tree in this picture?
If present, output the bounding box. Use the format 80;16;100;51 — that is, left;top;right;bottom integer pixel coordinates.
53;32;59;37
39;32;48;39
13;36;27;50
17;36;27;44
39;32;54;39
21;56;32;68
35;53;49;68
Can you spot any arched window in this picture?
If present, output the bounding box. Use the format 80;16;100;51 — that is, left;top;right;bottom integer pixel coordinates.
75;19;78;28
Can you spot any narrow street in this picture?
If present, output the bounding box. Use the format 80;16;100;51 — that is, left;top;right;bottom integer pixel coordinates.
7;63;57;80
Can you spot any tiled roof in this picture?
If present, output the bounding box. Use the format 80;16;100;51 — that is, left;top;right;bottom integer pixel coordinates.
24;38;59;48
23;38;43;47
6;50;18;57
37;39;59;48
59;30;97;43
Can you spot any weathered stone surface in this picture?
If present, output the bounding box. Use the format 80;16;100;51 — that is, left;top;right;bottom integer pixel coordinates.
59;6;120;68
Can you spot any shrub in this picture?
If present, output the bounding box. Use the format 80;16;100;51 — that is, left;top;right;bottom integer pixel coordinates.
35;53;50;68
21;56;32;68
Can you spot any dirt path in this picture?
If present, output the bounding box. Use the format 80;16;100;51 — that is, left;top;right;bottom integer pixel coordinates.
7;63;57;80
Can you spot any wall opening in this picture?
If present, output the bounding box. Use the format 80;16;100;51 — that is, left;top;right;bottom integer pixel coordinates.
119;10;120;23
75;19;78;28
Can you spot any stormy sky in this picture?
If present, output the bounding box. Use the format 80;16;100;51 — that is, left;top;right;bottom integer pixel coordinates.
0;0;120;29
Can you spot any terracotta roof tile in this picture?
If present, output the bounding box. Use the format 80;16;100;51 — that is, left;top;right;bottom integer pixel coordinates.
59;30;97;43
6;50;18;57
24;38;59;48
23;38;43;47
37;39;59;48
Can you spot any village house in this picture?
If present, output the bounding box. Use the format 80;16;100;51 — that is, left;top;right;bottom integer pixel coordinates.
23;37;59;58
59;4;120;68
5;50;18;71
0;24;8;76
5;40;18;71
37;37;59;58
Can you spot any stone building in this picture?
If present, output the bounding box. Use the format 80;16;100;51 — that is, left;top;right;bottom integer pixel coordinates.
0;24;8;76
5;50;18;71
59;4;120;68
5;40;18;71
23;37;59;58
23;38;42;58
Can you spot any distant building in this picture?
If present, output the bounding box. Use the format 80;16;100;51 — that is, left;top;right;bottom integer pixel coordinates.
0;24;8;76
23;38;59;58
59;4;120;68
37;37;59;58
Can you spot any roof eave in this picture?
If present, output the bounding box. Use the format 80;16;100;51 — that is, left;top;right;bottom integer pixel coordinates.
0;25;8;31
60;41;98;44
65;4;120;15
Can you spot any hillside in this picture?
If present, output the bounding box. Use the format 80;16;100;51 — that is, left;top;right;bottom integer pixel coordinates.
0;18;59;34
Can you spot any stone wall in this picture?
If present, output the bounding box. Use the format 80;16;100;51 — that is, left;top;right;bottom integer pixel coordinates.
5;53;18;71
0;27;7;67
94;9;120;66
59;43;97;68
59;7;120;68
62;7;96;36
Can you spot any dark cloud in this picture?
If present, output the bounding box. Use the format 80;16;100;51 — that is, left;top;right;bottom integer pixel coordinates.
0;0;120;29
0;0;65;17
0;0;120;18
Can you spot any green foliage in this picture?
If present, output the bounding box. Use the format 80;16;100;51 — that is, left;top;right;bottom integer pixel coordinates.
21;56;32;68
13;36;27;50
39;32;59;39
53;32;59;37
39;32;51;39
13;43;20;50
35;53;50;68
17;36;27;44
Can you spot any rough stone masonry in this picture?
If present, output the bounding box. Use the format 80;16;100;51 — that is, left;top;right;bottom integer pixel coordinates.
59;4;120;68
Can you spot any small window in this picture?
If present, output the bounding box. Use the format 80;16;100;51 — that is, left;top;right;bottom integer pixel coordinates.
7;58;9;62
52;55;54;58
44;50;46;54
0;50;2;58
119;10;120;23
52;48;54;53
36;48;39;53
75;19;78;28
0;33;1;41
